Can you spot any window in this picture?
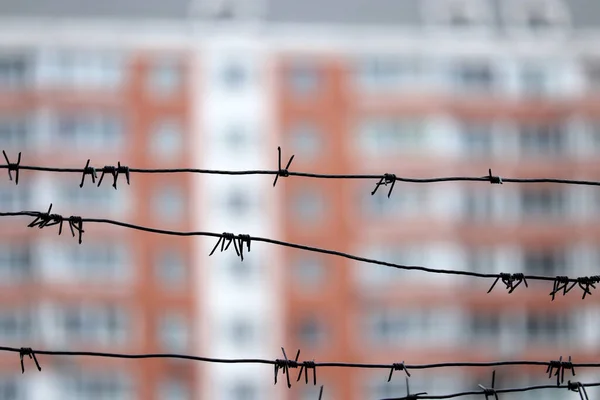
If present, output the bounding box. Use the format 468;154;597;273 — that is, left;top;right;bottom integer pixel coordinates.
300;386;332;400
356;56;417;90
58;183;120;214
288;122;321;158
288;61;319;95
292;256;324;288
454;62;494;92
221;61;247;90
522;249;566;275
0;308;32;343
230;382;257;400
0;243;33;283
367;378;406;400
223;125;249;151
423;0;491;28
470;312;500;341
465;247;495;274
519;123;565;156
358;117;425;155
226;189;250;216
461;121;493;156
228;256;254;281
148;58;181;95
155;251;186;289
158;313;188;352
158;380;189;400
153;185;185;223
60;304;128;346
296;316;324;348
0;183;30;211
62;370;130;400
366;309;413;345
520;64;548;97
363;186;426;217
229;318;254;348
503;0;570;33
291;190;324;223
150;120;183;159
46;51;123;88
0;54;29;89
0;116;29;149
584;61;600;93
526;312;571;342
54;113;123;149
0;376;23;400
62;242;128;282
462;188;493;221
520;187;566;217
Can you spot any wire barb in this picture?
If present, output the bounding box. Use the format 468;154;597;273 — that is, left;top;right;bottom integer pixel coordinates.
487;168;502;184
79;159;97;188
26;205;84;243
372;173;397;198
297;360;317;385
396;376;427;400
19;348;41;373
487;273;528;294
547;356;575;386
274;348;300;388
208;233;251;261
273;146;294;187
318;385;324;400
97;162;130;189
388;361;410;382
2;150;21;185
568;381;590;400
478;370;499;400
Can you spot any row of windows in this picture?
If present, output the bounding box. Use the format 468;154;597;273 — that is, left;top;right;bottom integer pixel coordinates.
286;117;600;159
285;307;591;353
0;51;185;96
0;305;189;352
0;113;185;158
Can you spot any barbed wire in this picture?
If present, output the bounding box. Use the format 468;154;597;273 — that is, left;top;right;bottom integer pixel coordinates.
0;206;598;299
4;346;594;394
381;375;596;400
2;149;600;192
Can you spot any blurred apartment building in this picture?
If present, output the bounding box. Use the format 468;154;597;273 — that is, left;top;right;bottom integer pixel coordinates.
1;0;600;399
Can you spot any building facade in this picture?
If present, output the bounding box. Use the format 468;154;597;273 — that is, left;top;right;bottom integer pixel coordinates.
0;0;600;399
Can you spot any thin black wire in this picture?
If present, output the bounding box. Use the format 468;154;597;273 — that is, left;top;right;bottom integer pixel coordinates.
1;159;600;186
4;346;596;378
0;209;598;297
380;381;600;400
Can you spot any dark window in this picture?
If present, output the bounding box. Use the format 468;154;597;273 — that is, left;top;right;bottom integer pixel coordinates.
227;189;250;216
155;251;186;288
463;189;493;221
0;116;28;149
523;250;566;276
292;256;324;288
288;62;318;95
461;122;493;155
222;62;247;89
0;55;29;88
231;382;256;400
148;59;181;95
291;190;324;223
456;63;494;91
519;123;564;156
526;313;570;340
470;313;500;338
296;317;324;347
520;188;565;217
230;319;254;347
288;122;321;158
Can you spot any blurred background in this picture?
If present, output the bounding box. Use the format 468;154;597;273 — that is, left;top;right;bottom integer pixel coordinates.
0;0;600;399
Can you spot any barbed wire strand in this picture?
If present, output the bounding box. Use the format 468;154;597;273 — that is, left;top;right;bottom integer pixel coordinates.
380;381;597;400
1;149;600;190
5;346;593;390
1;208;598;299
